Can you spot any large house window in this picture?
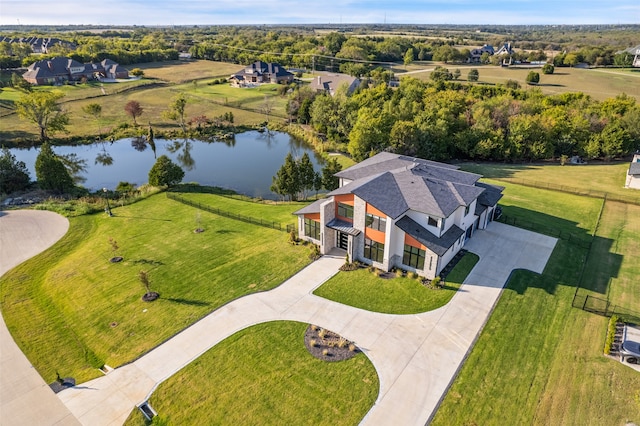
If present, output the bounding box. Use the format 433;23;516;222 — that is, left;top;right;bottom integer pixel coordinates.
364;238;384;263
427;216;438;227
464;204;470;216
366;213;387;232
403;244;426;270
337;203;354;220
304;218;320;240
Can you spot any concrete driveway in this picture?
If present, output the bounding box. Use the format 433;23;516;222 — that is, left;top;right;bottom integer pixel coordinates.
57;221;557;426
0;210;79;426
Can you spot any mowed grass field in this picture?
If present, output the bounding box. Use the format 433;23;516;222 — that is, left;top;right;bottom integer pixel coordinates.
0;60;288;143
0;193;314;383
460;161;639;201
123;321;379;426
432;176;640;425
405;64;640;101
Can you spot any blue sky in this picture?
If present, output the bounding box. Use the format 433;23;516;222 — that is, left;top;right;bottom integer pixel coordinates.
1;0;638;26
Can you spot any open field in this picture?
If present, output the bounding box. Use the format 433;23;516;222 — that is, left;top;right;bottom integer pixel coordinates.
123;321;379;425
314;252;478;314
0;60;288;144
405;64;640;101
0;193;313;383
460;161;639;202
132;60;241;83
432;178;640;425
580;200;640;314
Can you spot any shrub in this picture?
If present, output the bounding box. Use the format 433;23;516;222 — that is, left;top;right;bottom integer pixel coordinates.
410;271;418;279
338;337;347;348
432;276;442;287
505;79;521;90
310;324;318;331
525;71;540;85
603;315;619;355
542;63;555;74
148;155;185;187
310;339;317;347
322;349;329;356
130;68;144;77
318;328;326;339
348;343;356;352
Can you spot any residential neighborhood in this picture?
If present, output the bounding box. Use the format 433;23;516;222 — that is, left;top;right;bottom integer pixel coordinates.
0;21;639;426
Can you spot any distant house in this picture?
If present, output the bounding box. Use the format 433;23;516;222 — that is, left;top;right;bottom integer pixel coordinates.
625;152;640;189
22;57;129;85
309;73;360;96
294;152;503;280
0;36;76;54
616;44;640;68
469;45;494;63
230;61;293;86
494;42;514;56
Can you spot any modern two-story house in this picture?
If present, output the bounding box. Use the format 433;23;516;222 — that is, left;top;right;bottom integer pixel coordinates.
294;152;503;279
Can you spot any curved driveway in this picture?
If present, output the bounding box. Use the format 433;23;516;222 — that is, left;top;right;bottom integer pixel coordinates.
58;222;557;426
0;210;79;426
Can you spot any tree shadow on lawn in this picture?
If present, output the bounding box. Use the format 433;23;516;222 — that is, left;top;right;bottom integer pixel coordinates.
163;297;211;307
498;205;621;296
458;162;538;179
132;259;165;266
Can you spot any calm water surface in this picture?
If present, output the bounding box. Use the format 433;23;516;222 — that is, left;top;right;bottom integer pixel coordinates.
10;131;324;199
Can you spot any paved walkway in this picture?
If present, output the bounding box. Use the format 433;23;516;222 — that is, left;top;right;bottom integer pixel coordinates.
57;221;557;426
0;210;80;426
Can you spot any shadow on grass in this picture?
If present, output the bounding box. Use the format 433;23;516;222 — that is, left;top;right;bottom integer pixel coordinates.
498;205;621;296
216;229;237;234
458;162;537;179
113;215;172;222
163;297;211;307
132;259;165;266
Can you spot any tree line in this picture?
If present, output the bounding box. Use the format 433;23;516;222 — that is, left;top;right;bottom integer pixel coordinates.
287;77;640;163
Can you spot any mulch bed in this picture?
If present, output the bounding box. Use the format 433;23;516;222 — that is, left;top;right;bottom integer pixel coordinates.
142;291;160;302
304;325;359;362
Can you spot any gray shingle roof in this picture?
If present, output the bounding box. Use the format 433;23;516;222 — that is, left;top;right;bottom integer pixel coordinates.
331;167;485;220
335;152;460;182
293;199;324;215
395;215;464;256
475;182;504;207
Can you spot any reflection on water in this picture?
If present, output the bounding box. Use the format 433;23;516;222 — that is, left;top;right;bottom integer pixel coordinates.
10;131;324;200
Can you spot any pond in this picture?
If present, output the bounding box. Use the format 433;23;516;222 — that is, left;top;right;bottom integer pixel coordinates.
9;131;325;200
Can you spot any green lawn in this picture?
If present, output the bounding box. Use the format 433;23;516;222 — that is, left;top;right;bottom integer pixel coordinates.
460;161;639;202
431;181;640;425
314;252;478;314
405;64;640;101
173;190;303;226
580;201;640;314
123;321;379;426
0;194;314;383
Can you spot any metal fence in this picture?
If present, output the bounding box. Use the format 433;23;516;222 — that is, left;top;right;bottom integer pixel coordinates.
492;177;640;206
572;294;640;323
166;192;296;233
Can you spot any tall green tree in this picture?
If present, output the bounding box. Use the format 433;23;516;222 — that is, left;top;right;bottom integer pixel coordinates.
82;103;103;138
321;157;342;191
270;152;300;201
404;48;414;67
148;155;184;186
15;91;69;142
525;71;540;85
467;69;479;82
163;94;188;133
0;146;31;194
298;152;316;200
35;142;74;193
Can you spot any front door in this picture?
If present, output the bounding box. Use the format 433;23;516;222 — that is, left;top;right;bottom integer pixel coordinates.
338;232;349;250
